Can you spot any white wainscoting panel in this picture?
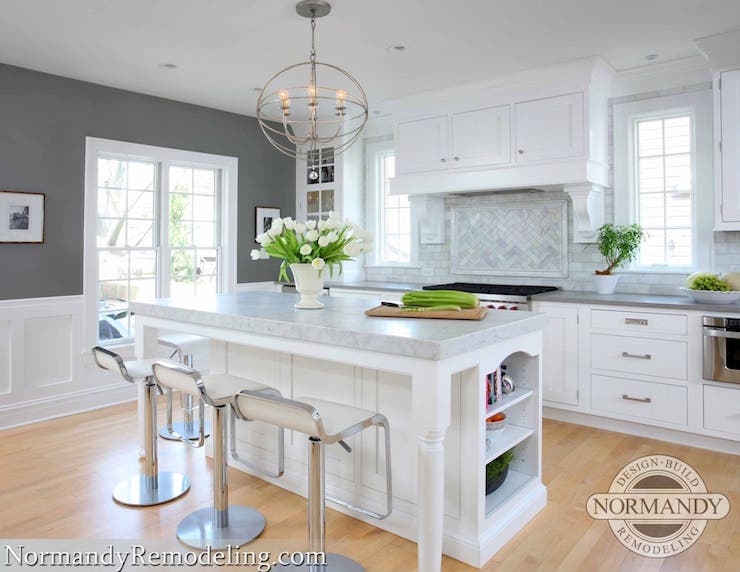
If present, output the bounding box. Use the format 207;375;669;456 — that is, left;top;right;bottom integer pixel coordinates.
25;314;73;389
0;295;136;429
0;319;10;395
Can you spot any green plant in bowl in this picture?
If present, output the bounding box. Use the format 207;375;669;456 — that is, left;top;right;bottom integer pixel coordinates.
486;449;515;494
685;272;731;291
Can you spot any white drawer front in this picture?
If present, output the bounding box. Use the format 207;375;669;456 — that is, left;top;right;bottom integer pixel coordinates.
590;333;687;380
591;374;687;425
590;309;687;336
703;385;740;437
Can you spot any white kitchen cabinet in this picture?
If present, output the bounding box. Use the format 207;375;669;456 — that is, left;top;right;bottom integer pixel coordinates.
395;115;449;175
716;69;740;229
514;93;585;163
451;105;511;169
703;384;740;438
532;302;579;406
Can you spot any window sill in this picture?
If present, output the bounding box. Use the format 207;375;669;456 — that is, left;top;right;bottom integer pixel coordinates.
616;268;693;276
364;263;421;270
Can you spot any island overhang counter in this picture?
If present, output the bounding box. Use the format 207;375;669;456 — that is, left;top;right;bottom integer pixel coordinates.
131;291;547;570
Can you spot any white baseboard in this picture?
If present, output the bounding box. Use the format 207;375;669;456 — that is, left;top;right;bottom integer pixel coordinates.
544;407;740;456
0;383;136;430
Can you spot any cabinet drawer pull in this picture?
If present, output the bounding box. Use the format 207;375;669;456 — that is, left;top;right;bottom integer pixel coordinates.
440;157;447;163
625;318;648;326
622;394;652;404
621;351;652;360
453;156;460;161
517;149;525;155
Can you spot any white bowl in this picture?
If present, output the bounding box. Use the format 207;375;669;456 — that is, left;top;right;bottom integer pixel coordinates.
679;288;740;304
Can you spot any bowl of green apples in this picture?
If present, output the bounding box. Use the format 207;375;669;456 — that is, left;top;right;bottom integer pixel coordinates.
680;272;740;304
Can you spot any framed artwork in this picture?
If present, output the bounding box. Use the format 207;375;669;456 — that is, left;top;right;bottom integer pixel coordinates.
0;191;45;243
255;206;281;240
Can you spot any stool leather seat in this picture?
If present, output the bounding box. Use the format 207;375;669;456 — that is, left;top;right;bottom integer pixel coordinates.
122;358;163;380
294;397;379;440
205;374;269;407
158;332;208;355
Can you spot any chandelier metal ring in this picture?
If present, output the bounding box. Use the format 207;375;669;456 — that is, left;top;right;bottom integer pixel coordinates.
256;1;369;161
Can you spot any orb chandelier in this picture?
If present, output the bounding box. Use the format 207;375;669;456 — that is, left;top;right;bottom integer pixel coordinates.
256;0;369;161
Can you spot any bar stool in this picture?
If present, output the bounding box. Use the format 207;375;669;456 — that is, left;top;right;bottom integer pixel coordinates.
232;391;393;571
158;332;212;441
153;361;284;550
92;346;190;507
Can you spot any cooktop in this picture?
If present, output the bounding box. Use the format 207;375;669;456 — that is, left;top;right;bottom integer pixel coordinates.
422;283;559;297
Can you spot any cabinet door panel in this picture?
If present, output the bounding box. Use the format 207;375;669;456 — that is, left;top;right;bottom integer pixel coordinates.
451;105;511;169
537;304;579;405
396;116;449;174
515;93;584;163
720;69;740;223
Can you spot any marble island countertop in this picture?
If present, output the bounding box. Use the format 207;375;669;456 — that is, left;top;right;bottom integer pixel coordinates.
131;291;545;361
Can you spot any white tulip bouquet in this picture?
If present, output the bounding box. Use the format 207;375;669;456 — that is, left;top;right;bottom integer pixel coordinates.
251;212;372;281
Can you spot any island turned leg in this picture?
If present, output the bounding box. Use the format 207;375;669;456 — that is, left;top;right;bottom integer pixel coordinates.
413;364;452;572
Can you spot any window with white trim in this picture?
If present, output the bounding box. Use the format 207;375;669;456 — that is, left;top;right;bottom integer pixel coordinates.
366;139;416;266
613;91;713;272
85;139;237;345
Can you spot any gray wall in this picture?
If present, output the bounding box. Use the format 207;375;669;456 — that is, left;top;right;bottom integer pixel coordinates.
0;63;293;300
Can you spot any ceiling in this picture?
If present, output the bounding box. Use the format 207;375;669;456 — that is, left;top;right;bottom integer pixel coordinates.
1;0;739;116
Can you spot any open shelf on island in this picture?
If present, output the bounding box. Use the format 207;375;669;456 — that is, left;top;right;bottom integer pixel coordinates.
485;424;534;463
485;468;536;517
483;386;534;420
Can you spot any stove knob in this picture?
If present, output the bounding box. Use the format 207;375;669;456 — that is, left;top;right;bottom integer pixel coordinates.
510;306;519;311
487;304;495;309
497;305;507;310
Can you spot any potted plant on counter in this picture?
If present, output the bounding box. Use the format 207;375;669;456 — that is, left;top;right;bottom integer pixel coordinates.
594;224;644;295
486;449;515;495
251;212;372;309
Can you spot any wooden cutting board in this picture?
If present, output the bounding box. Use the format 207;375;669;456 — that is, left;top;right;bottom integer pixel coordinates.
365;305;488;320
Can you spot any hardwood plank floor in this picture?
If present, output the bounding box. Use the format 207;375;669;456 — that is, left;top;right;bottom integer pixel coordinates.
0;403;737;571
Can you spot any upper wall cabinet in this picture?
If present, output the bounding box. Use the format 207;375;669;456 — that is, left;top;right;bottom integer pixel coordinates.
396;115;449;175
716;69;740;229
515;93;584;163
387;57;613;242
451;105;511;169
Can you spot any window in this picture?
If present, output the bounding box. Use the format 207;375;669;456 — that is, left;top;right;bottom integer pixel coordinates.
613;91;713;272
366;139;415;266
635;115;693;267
85;138;237;346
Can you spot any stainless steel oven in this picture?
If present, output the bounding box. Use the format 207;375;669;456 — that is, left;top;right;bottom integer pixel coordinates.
703;316;740;384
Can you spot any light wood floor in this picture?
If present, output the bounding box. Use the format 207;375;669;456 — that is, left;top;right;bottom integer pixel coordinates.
0;402;737;571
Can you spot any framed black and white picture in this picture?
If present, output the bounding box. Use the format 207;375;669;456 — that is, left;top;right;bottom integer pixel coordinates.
0;191;45;243
255;206;281;240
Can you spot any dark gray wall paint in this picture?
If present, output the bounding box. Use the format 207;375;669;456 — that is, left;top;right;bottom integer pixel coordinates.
0;63;293;300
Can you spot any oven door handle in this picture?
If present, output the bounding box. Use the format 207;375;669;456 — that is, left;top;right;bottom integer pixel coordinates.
704;328;740;340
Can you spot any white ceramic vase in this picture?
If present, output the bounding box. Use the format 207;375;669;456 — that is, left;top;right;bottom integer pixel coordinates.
594;273;619;295
290;263;325;309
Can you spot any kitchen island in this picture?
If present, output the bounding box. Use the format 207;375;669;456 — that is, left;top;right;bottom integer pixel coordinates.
131;291;547;569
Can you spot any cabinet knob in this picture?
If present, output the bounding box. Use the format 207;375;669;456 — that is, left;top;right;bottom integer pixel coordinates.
453;156;460;161
440;158;447;163
517;149;525;155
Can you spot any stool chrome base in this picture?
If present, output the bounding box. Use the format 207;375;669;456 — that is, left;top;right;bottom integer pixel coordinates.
113;472;190;507
277;553;365;571
177;505;266;550
159;421;211;441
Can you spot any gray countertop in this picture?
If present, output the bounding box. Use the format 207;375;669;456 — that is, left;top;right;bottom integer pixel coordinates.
323;281;740;313
131;291;546;361
531;290;740;312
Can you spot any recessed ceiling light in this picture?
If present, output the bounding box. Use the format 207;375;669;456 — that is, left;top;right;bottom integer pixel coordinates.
645;54;658;61
160;63;178;69
387;44;408;54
